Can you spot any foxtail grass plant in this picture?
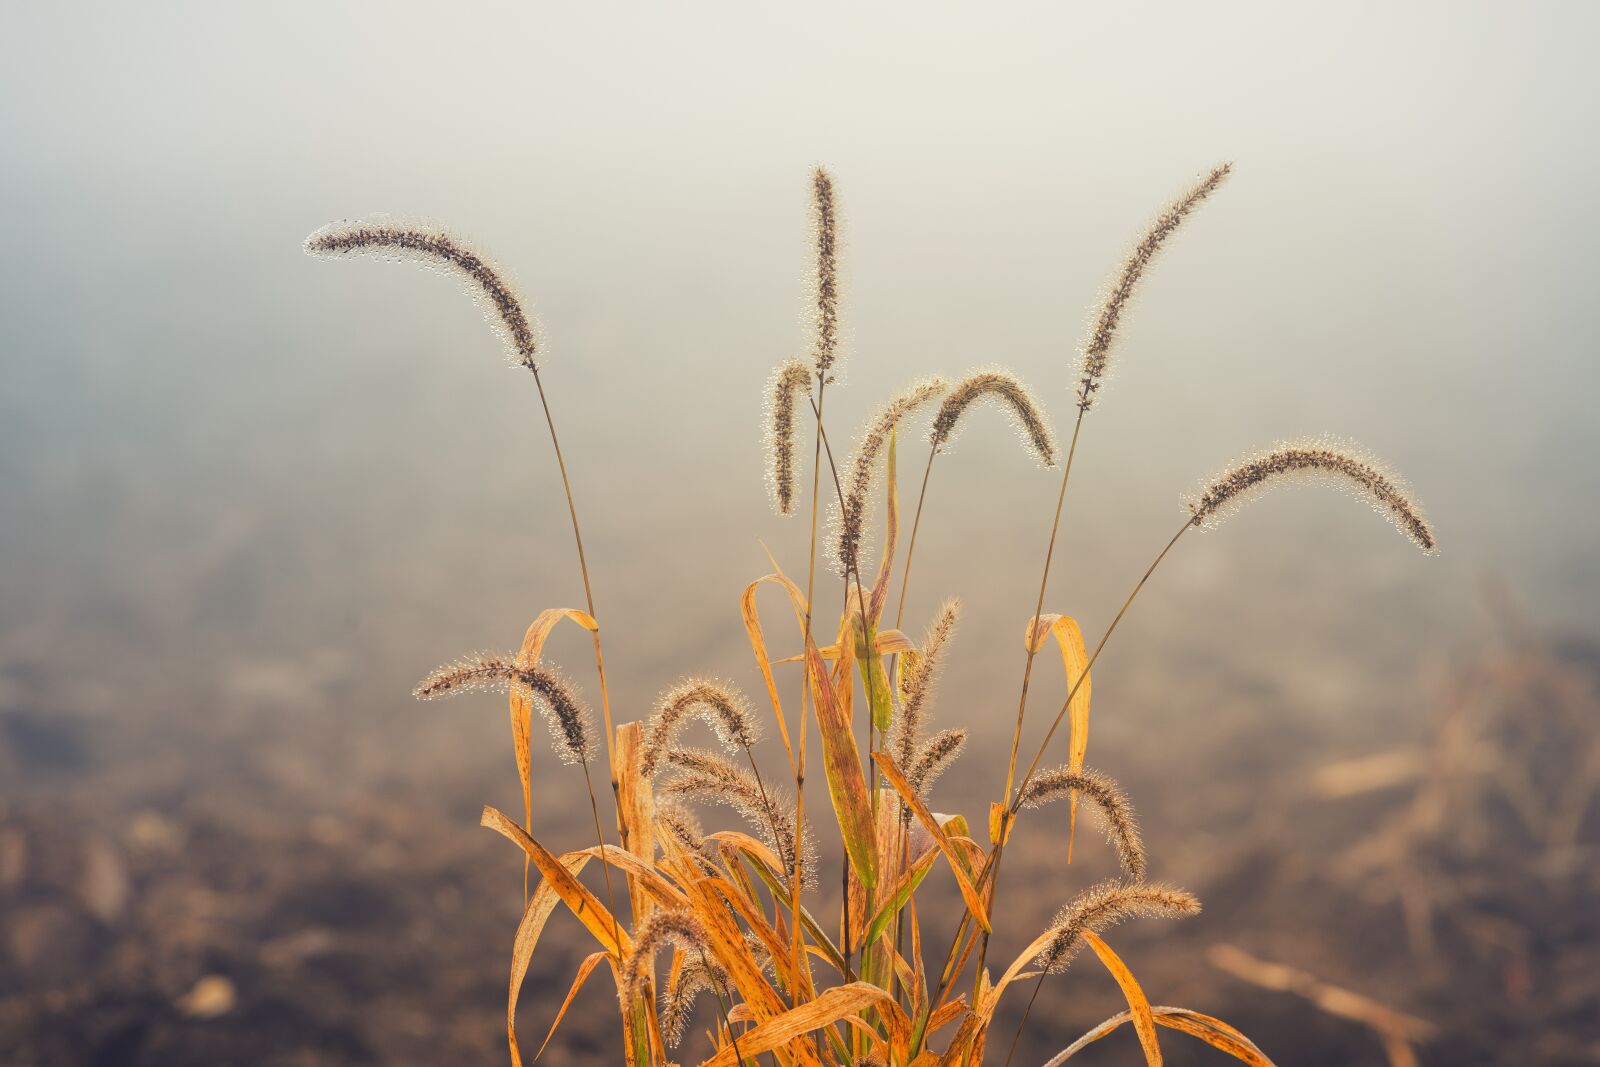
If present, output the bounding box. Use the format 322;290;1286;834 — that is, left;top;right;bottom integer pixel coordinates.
308;161;1436;1067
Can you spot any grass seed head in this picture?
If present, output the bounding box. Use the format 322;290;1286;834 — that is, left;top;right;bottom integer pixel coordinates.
1019;765;1146;878
1035;881;1202;974
305;218;541;369
909;728;967;799
414;653;592;765
1186;437;1437;554
1077;163;1232;412
810;167;841;376
834;378;947;575
642;678;761;778
766;359;814;515
662;748;811;887
622;909;711;1008
929;368;1057;466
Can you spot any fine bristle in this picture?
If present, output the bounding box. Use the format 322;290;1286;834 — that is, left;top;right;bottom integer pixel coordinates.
1185;437;1437;554
413;653;592;765
833;378;947;575
1034;881;1202;974
659;951;729;1048
811;167;840;375
1018;765;1146;878
908;728;967;798
622;909;710;1008
656;800;716;872
891;600;961;776
765;359;814;515
305;218;541;369
662;748;811;886
641;679;761;778
1076;163;1232;412
929;369;1057;466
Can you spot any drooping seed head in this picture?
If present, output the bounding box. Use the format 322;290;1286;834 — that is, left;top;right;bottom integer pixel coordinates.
810;167;841;376
305;218;541;370
641;678;761;778
765;359;814;515
658;950;730;1048
662;748;812;887
414;653;593;765
1034;881;1201;974
833;378;947;575
1076;163;1232;412
1018;765;1146;878
1185;437;1437;554
929;368;1057;466
622;909;711;1008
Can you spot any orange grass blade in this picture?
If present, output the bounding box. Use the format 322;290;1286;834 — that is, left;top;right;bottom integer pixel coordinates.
481;806;630;958
509;608;600;893
1042;1007;1277;1066
535;950;608;1061
695;982;898;1067
873;751;990;932
772;629;911;665
505;851;591;1067
1026;613;1092;858
1084;931;1161;1066
743;570;878;888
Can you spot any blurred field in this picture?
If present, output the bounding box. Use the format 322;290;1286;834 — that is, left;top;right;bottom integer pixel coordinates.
3;3;1599;1064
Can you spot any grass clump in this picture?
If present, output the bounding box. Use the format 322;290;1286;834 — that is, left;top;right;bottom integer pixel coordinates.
307;161;1434;1066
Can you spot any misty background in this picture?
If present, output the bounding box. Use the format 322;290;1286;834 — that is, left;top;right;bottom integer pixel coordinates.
2;3;1597;1064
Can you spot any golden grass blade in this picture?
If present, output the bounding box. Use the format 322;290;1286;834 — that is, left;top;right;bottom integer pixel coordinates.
614;722;657;930
863;847;938;947
481;806;630;958
1026;613;1092;858
1041;1007;1277;1066
508;608;601;893
873;751;990;932
696;982;897;1067
772;629;912;665
742;570;878;888
535;950;608;1062
568;844;690;911
740;576;803;767
730;842;849;977
1147;1009;1275;1066
506;851;592;1067
1084;931;1162;1066
812;618;878;890
869;429;900;625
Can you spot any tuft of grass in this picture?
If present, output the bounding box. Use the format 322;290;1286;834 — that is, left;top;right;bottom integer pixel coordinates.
308;161;1437;1067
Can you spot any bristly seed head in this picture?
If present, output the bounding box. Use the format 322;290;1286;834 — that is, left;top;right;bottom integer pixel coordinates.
1185;437;1437;554
891;600;961;777
414;653;592;765
833;378;947;575
765;359;814;515
305;219;541;370
641;678;761;778
1034;881;1201;974
658;951;730;1047
662;747;812;887
908;728;967;798
811;167;840;376
622;909;711;1009
929;369;1057;466
1077;163;1232;412
1018;765;1146;878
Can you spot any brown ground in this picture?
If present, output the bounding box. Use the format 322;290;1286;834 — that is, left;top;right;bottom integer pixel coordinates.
3;618;1596;1066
